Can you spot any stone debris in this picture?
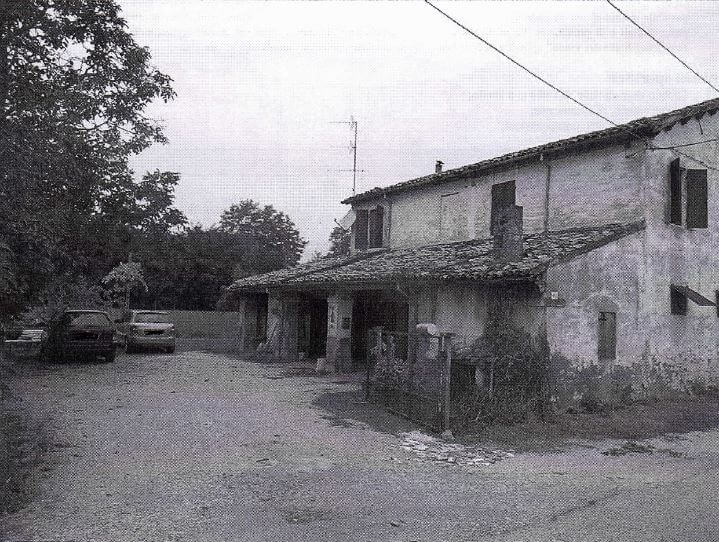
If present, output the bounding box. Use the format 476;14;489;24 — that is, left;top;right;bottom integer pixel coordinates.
397;430;514;467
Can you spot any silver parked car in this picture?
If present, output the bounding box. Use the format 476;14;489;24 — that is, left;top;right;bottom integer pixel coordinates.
120;310;176;353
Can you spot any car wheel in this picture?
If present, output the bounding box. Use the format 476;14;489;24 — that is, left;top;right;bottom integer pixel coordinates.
104;350;116;363
166;345;176;354
125;341;135;354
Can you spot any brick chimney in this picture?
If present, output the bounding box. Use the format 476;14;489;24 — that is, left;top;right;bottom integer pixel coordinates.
435;160;444;174
492;205;524;261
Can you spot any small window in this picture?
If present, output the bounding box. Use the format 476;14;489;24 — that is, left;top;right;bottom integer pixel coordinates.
686;169;708;228
490;181;516;235
354;209;368;250
369;206;384;248
670;286;687;315
598;311;616;361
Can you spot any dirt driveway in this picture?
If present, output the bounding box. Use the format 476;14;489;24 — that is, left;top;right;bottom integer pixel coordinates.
2;350;719;542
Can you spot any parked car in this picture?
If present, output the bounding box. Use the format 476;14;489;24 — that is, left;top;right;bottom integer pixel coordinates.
119;310;176;353
44;310;118;363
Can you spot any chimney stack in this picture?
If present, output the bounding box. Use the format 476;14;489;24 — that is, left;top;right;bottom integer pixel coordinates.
492;205;524;261
435;160;444;174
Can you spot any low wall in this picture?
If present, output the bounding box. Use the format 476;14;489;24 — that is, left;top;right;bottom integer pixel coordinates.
112;309;243;340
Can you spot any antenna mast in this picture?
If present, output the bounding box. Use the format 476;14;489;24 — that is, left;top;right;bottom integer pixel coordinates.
330;116;362;196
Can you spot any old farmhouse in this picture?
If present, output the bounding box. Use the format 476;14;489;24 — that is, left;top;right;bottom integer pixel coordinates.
227;98;719;402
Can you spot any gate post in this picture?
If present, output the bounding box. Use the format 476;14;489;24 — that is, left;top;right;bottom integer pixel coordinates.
441;334;453;435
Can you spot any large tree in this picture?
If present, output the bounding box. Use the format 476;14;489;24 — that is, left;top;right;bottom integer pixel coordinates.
327;226;351;258
0;0;177;307
218;200;307;277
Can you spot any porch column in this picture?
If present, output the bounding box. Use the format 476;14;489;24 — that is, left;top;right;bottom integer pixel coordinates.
326;293;353;373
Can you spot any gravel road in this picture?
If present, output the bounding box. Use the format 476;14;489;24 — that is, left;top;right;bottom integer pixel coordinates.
2;349;719;542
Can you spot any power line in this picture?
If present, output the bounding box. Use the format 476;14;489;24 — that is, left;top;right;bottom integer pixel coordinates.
606;0;719;94
423;0;719;172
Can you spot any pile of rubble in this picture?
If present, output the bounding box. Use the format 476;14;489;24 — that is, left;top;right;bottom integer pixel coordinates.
396;430;514;467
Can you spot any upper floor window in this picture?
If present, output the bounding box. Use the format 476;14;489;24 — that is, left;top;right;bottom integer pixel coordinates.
668;159;708;228
354;206;384;250
490;180;516;235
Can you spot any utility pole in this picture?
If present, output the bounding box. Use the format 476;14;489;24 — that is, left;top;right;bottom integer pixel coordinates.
330;116;363;196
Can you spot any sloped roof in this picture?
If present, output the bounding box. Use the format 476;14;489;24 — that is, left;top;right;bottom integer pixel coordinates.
226;251;374;292
344;97;719;204
229;221;644;292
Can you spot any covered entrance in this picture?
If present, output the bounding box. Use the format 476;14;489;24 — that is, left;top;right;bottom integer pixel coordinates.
297;295;328;359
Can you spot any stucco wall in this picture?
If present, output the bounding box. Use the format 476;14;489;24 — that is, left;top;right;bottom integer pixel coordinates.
431;283;544;357
363;140;646;249
638;113;719;389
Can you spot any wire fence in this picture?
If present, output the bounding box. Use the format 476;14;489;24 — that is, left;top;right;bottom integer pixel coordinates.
365;327;453;432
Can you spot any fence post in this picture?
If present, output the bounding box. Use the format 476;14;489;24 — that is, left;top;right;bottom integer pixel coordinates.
442;334;452;435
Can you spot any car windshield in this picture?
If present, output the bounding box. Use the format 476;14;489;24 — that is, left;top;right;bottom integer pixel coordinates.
134;312;171;324
67;313;111;328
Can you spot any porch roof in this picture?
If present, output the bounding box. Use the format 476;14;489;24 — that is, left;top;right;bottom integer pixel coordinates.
228;221;644;292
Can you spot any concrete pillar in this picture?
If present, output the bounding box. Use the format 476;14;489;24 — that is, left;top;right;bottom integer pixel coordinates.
326;293;353;373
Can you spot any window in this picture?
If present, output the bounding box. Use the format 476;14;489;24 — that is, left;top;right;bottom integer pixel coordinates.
667;159;708;228
354;207;384;250
670;286;688;315
686;169;708;228
598;312;616;361
491;181;516;235
369;206;384;248
716;290;719;317
354;209;368;250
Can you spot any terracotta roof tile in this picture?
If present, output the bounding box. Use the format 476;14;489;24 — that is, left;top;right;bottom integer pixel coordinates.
229;221;644;292
344;98;719;204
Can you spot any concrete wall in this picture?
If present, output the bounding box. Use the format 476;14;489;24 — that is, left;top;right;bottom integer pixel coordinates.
544;113;719;401
418;282;544;358
545;232;644;401
638;113;719;390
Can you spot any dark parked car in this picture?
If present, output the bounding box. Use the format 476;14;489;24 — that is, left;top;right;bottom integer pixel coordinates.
118;310;176;353
44;310;118;363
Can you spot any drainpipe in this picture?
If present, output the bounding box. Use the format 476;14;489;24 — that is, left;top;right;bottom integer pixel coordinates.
541;154;551;232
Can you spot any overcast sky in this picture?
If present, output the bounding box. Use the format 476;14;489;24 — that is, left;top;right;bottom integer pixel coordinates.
120;1;719;257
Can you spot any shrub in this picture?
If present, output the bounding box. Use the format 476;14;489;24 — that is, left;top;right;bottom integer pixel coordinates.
18;276;111;327
454;321;550;428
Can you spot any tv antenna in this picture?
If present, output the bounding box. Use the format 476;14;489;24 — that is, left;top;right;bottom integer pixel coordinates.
330;116;364;195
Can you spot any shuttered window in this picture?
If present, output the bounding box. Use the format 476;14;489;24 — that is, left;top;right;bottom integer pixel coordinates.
670;286;688;315
686;169;708;228
491;181;516;235
669;158;682;225
598;312;616;361
369;206;384;248
354;209;368;250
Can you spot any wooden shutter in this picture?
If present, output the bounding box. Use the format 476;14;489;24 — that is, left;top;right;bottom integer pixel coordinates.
670;285;687;315
598;312;616;360
354;209;369;250
369;206;384;248
669;158;682;225
491;181;516;235
686;169;708;228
